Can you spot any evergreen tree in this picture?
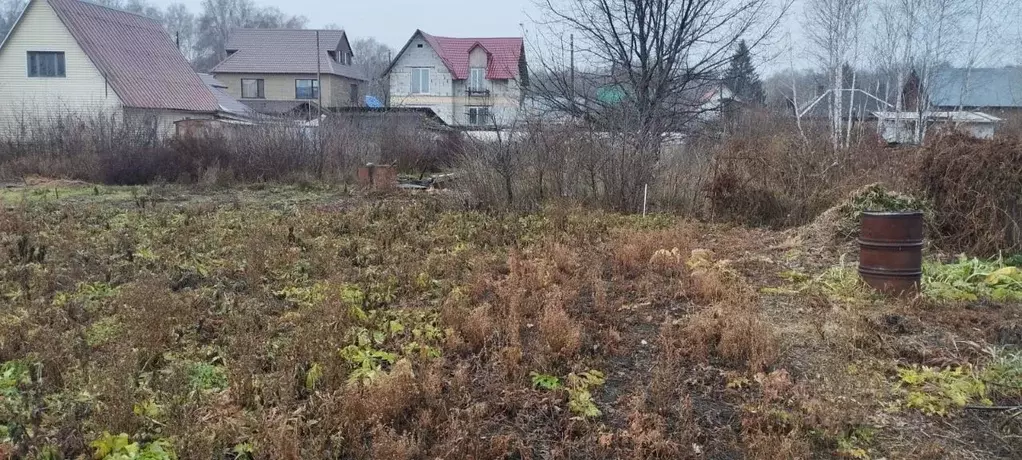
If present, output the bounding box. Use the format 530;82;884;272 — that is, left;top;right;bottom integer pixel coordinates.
723;40;765;105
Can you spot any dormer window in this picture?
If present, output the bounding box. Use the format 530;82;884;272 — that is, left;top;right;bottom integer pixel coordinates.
331;51;351;65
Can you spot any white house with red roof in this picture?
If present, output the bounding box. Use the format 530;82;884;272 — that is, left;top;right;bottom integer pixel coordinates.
0;0;221;136
384;30;527;128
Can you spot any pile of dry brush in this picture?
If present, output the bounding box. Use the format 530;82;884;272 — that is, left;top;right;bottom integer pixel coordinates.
918;132;1022;256
703;113;915;228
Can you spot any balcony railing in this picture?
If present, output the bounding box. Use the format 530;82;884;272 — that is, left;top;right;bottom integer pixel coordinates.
466;88;491;97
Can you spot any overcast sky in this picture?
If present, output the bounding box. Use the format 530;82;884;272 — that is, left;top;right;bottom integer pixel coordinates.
166;0;800;70
176;0;536;50
167;0;1018;74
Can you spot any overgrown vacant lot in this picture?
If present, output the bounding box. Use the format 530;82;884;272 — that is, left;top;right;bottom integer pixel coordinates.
2;184;1021;459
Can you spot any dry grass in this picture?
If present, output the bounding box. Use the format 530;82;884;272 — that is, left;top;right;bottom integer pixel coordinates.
679;294;779;372
1;185;1018;459
538;303;583;360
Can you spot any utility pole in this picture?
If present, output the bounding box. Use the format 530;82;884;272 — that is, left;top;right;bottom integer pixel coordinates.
316;30;323;120
569;34;575;116
386;50;393;107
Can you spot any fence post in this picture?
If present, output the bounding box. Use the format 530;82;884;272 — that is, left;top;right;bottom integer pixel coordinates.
642;184;648;217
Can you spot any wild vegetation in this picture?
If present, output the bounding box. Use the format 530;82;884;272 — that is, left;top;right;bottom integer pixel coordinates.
0;111;452;186
0;181;1020;459
2;0;1021;456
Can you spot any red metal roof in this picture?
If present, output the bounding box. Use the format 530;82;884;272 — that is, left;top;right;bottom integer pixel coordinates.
48;0;219;113
418;31;523;80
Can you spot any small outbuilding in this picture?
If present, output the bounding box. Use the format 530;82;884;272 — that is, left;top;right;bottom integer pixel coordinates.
873;111;1002;145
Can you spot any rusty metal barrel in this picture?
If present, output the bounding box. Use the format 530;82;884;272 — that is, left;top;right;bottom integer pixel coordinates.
858;211;924;295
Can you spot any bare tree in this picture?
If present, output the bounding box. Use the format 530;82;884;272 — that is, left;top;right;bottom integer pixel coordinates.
193;0;307;71
0;0;25;39
164;3;196;62
530;0;789;211
351;37;395;101
870;0;968;143
803;0;866;151
123;0;164;20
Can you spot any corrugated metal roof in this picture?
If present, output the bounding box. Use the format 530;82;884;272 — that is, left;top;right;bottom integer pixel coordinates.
198;73;255;119
48;0;219;112
242;99;321;117
212;29;365;81
930;67;1022;108
418;31;523;80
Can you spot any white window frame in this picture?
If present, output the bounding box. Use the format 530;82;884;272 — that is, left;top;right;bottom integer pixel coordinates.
469;68;486;91
241;78;264;99
468;107;491;126
295;79;320;100
411;68;431;94
27;51;65;78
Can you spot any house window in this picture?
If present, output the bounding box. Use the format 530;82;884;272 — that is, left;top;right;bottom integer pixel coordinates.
468;107;491;126
27;51;65;77
469;68;485;91
241;79;264;98
349;84;358;104
295;79;319;99
411;68;430;94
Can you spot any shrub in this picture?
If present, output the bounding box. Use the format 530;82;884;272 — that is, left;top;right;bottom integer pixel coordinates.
701;111;917;228
918;133;1022;255
705;167;791;227
0;110;448;185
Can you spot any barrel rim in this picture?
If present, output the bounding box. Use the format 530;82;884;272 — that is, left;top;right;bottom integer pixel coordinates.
861;210;924;217
858;267;923;277
857;239;924;247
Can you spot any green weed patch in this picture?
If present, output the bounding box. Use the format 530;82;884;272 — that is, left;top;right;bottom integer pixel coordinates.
924;255;1022;302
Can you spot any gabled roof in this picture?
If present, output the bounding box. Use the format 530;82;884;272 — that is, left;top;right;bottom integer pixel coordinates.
198;73;256;120
6;0;219;112
930;67;1022;109
387;30;524;80
212;29;365;81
